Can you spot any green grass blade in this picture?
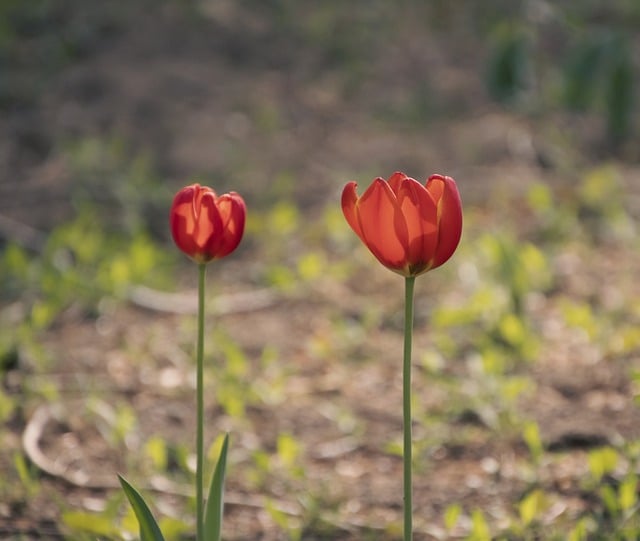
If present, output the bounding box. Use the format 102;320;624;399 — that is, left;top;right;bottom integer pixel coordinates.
204;433;229;541
118;475;166;541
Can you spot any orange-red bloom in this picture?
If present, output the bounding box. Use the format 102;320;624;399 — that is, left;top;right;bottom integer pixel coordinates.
342;172;462;276
170;184;246;263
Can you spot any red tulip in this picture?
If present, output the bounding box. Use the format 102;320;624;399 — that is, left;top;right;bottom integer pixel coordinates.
170;184;246;263
341;172;462;276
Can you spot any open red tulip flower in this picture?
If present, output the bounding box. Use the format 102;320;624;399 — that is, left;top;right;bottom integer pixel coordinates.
170;183;246;263
342;172;462;276
342;171;462;540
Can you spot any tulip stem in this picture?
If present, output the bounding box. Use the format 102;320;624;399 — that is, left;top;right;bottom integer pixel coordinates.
403;275;416;541
196;262;206;541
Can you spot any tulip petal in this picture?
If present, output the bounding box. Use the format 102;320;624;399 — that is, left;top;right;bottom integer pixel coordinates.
170;186;201;257
341;182;365;241
387;171;409;196
196;190;224;256
396;177;438;273
357;178;409;271
426;175;463;269
214;192;246;257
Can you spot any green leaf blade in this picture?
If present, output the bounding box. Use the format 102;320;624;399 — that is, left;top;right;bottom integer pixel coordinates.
204;433;230;541
118;475;166;541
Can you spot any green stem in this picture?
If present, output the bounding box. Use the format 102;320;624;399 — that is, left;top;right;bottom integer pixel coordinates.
403;275;416;541
197;263;207;541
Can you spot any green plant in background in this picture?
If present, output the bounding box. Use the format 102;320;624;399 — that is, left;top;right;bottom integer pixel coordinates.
479;233;551;318
563;32;634;146
522;421;544;466
575;166;634;242
0;134;180;379
520;488;547;529
578;444;640;539
0;215;175;399
485;5;636;147
2;212;173;314
525;168;634;275
467;508;491;541
525;181;578;244
486;24;532;105
432;230;548;373
65;137;171;237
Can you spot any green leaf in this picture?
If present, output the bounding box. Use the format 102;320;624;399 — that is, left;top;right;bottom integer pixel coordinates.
568;517;593;541
62;510;118;537
277;432;300;468
587;447;618;482
13;452;35;493
527;182;552;214
265;498;290;530
486;26;530;104
297;251;325;281
469;509;491;541
519;489;544;526
604;38;633;143
563;37;604;111
145;435;169;471
600;484;619;517
204;433;229;541
118;475;166;541
444;503;461;532
619;474;637;512
522;421;543;464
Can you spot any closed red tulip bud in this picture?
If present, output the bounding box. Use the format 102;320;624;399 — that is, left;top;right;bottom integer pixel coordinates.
342;171;462;277
170;183;246;263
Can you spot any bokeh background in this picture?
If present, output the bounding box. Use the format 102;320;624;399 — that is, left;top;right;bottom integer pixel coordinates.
2;1;640;539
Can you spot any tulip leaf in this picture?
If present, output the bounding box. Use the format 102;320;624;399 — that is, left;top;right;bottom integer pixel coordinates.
118;475;166;541
204;433;229;541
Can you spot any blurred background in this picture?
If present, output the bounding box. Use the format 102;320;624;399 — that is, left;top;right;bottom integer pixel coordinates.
1;1;640;539
2;0;639;223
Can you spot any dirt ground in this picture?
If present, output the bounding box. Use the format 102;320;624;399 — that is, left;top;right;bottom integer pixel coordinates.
2;2;640;540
